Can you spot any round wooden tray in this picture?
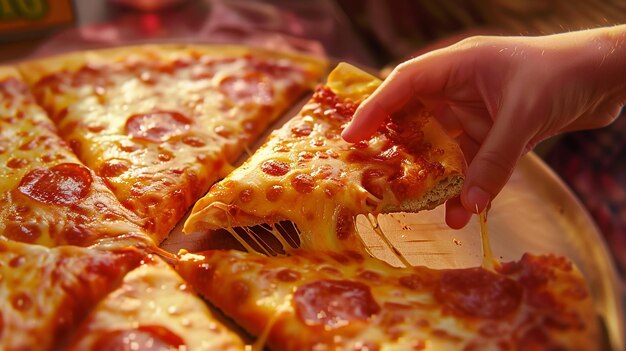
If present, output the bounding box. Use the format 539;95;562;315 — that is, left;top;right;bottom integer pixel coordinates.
355;152;624;351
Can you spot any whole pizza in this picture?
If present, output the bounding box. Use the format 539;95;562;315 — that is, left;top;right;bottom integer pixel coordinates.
0;44;601;350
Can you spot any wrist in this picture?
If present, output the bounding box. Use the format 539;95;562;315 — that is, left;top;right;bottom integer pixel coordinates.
588;25;626;101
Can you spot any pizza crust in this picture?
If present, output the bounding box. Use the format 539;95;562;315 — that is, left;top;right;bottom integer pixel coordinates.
0;65;21;80
18;44;327;84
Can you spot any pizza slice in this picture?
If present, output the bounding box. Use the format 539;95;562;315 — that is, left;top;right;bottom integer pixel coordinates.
19;44;327;243
183;63;465;252
0;66;152;248
177;249;600;351
0;240;143;351
66;255;245;351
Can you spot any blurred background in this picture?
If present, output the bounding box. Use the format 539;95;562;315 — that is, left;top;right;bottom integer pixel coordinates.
1;0;625;298
3;0;626;66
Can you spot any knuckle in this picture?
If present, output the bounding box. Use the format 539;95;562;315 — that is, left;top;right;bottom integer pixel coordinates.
393;61;413;76
455;35;489;50
471;150;517;189
598;106;622;127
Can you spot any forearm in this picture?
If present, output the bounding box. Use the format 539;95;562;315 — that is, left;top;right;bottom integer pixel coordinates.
527;25;626;125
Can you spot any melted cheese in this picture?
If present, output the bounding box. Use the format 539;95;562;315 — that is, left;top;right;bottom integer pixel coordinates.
177;249;600;351
184;63;465;255
479;209;498;270
0;67;152;248
0;240;141;351
365;214;411;267
19;45;327;243
66;255;245;351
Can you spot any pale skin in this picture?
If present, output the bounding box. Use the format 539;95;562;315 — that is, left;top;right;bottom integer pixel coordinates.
342;25;626;229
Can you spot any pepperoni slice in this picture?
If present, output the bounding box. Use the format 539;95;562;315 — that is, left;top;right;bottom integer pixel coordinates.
239;188;254;203
291;174;315;194
18;163;92;205
261;160;290;176
91;326;186;351
11;292;32;311
7;158;29;169
265;185;284;201
3;223;41;243
312;86;357;121
219;72;274;105
291;122;313;137
293;279;380;328
276;269;301;282
99;159;130;177
125;111;191;143
435;268;522;319
335;207;354;240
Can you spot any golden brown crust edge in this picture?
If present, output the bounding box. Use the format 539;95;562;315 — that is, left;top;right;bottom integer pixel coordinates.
17;43;328;85
383;175;464;214
0;66;21;80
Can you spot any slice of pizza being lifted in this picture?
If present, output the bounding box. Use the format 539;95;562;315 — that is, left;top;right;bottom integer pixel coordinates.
176;249;600;351
66;254;245;351
19;45;327;243
183;63;465;252
0;66;152;248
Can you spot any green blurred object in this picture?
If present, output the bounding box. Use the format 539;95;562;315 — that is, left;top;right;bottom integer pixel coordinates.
0;0;76;42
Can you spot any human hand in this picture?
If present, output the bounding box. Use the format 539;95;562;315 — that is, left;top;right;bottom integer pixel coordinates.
342;26;626;228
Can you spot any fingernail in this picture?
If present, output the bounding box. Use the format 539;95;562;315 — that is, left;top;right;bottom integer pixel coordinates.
466;186;491;212
341;124;356;142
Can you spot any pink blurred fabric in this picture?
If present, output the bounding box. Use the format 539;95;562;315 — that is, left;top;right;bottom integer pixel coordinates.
29;0;375;67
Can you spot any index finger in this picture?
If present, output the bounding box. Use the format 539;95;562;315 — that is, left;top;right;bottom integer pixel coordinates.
342;52;455;142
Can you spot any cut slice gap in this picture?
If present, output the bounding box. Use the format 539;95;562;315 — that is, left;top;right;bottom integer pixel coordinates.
203;300;255;347
231;94;312;168
173;220;303;257
188;216;416;270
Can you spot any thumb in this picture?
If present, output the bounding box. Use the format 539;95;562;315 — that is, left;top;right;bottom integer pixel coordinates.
460;103;533;213
342;52;457;142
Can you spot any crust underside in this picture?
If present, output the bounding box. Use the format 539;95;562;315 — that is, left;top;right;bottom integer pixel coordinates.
383;175;464;213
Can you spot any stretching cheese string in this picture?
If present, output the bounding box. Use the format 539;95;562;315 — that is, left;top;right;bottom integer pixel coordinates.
478;206;498;270
365;214;412;267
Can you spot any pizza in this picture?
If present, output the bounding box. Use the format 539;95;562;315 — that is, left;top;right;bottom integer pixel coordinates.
177;249;600;351
65;254;245;351
179;62;601;350
183;63;466;253
0;240;143;351
0;66;152;248
18;44;326;243
0;44;604;351
0;240;245;351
